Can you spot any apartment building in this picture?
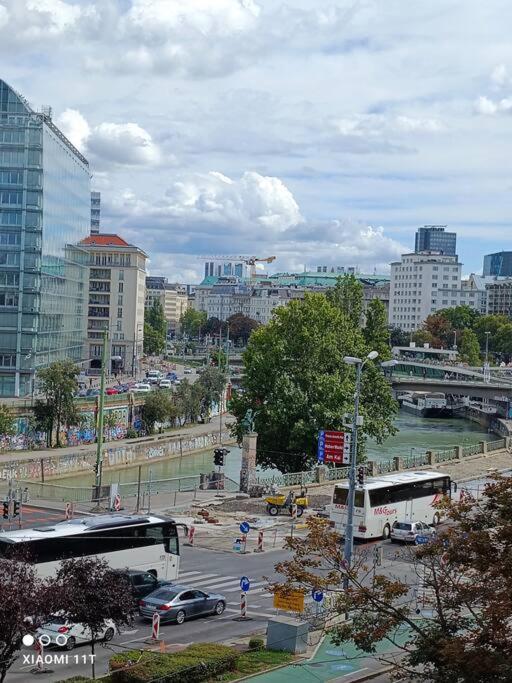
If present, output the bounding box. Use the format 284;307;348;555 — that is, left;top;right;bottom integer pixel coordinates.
145;276;189;333
80;234;147;374
485;279;512;316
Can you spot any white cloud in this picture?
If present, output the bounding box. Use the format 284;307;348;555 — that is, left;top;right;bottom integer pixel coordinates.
56;110;160;166
474;94;512;115
491;63;509;87
0;4;9;29
56;108;90;150
394;116;443;133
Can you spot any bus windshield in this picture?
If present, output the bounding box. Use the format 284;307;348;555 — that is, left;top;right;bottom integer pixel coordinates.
333;488;365;508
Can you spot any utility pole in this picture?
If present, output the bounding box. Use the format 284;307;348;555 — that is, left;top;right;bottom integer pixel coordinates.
485;331;490;363
94;328;108;503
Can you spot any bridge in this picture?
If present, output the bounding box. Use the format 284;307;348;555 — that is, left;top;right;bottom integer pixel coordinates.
391;358;512;385
390;376;512;400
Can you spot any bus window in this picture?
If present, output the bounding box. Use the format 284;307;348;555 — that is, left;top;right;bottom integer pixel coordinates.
333;488;364;508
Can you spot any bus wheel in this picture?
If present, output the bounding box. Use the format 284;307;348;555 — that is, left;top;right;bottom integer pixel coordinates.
432;512;440;526
382;524;391;540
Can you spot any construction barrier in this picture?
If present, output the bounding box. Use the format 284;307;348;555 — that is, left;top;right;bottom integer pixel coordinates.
187;525;195;546
254;530;264;553
64;501;74;520
114;494;121;511
151;612;160;641
240;591;247;618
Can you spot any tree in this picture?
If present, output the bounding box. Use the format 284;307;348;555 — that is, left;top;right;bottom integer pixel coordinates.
197;368;226;421
144;300;167;355
474;314;510;353
438;304;480;330
0;556;57;683
411;329;435;347
37;360;79;447
229;293;397;472
142;390;172;433
180;309;207;338
32;400;55;447
210;348;227;369
175;379;202;424
458;328;481;365
56;557;134;680
326;274;364;328
227;313;260;344
364;299;391;360
389;326;410;348
494;323;512;359
203;316;227;337
273;475;512;682
422;313;454;348
0;405;15;437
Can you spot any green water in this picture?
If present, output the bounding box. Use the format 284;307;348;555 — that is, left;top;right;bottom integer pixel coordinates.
52;412;493;488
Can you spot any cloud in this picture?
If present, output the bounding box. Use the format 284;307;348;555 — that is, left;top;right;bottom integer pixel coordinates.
491;64;510;87
56;109;161;166
474;95;512;115
0;4;8;29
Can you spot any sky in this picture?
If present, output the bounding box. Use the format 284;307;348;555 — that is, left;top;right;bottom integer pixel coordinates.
1;0;512;283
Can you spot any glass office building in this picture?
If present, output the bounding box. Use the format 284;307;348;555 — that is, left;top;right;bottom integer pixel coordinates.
0;80;90;397
483;251;512;277
415;226;457;256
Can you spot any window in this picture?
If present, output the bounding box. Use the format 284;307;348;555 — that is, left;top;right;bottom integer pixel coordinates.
369;477;449;507
117;307;123;319
333;488;365;508
118;295;123;306
0;252;20;265
0;232;20;246
118;270;124;281
0;354;16;367
118;282;124;293
0;272;19;286
0;211;22;226
116;320;122;331
0;291;18;308
452;276;458;281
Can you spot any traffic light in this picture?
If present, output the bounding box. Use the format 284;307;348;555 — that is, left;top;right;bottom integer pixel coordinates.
357;466;365;487
12;501;20;518
213;448;225;467
2;501;8;519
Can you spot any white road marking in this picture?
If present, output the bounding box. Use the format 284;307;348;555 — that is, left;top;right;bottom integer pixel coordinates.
191;576;237;589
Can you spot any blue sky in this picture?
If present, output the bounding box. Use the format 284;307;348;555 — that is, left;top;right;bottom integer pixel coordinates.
1;0;511;281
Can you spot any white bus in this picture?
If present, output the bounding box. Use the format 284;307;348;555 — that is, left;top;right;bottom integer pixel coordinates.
0;514;180;579
330;470;453;541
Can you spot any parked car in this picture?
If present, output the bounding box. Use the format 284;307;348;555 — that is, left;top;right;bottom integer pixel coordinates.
85;388;100;397
139;584;226;625
76;389;88;397
159;379;172;389
105;387;119;395
173;378;181;386
115;569;172;605
147;370;163;384
166;372;178;380
133;382;151;393
36;615;116;650
390;520;436;544
183;367;193;374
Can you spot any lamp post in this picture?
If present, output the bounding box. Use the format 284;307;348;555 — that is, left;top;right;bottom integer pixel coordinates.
93;328;108;505
342;350;378;585
485;331;491;363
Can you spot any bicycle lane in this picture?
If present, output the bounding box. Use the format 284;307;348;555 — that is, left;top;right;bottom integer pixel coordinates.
250;626;412;683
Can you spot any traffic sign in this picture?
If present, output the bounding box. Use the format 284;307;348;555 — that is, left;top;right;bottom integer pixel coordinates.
317;430;351;464
312;589;324;603
134;418;142;430
240;576;250;592
239;521;250;534
415;535;430;545
273;590;305;613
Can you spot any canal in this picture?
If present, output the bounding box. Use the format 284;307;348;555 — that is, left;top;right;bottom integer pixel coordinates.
51;413;495;488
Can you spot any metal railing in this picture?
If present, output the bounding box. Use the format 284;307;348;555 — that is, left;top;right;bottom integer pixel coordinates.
486;438;507;452
434;448;457;463
401;452;430;469
462;443;483;457
326;467;350;481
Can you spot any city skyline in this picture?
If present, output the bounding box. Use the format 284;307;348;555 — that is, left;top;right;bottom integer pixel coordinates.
1;1;512;282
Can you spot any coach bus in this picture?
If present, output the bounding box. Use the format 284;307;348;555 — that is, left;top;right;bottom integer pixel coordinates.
0;514;180;579
330;470;453;541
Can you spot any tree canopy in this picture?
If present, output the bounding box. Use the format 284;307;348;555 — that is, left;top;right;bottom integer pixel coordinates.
229;291;397;472
274;474;512;682
180;308;207;338
364;298;391;360
0;405;15;438
326;274;364;328
227;312;260;344
458;328;481;365
144;300;167;354
37;360;79;447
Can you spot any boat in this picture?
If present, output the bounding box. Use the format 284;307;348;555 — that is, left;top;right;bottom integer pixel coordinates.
399;391;453;418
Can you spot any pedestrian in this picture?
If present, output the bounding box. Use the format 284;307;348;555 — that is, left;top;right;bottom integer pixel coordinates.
89;377;93;388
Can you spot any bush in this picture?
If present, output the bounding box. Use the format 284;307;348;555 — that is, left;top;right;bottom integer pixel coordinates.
125;427;138;439
110;643;239;683
248;638;265;651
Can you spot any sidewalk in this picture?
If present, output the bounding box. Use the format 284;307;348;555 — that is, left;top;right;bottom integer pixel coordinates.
0;413;233;463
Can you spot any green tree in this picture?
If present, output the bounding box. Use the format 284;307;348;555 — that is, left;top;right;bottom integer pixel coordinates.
230;293;397;472
180;309;207;338
227;313;260;344
203;316;227;337
141;390;172;434
32;400;55;447
326;274;364;328
458;328;481;365
389;326;410;347
473;314;510;352
175;379;202;424
411;329;435;347
0;405;15;437
494;323;512;358
197;368;226;421
144;301;167;354
210;348;227;369
421;313;454;347
143;322;165;355
438;304;481;330
364;299;391;360
37;360;79;447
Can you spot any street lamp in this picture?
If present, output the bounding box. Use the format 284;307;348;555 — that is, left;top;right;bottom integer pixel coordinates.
485;331;491;363
342;350;378;586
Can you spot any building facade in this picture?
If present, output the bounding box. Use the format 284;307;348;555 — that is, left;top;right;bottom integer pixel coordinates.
80;234;147;375
483;251;512;277
0;79;91;397
90;191;100;234
145;276;189;333
415;226;456;256
485;280;512;316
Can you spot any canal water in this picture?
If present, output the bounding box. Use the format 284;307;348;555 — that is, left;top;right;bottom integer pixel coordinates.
51;413;494;489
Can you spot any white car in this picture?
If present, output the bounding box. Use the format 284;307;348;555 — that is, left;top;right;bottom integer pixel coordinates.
173;378;181;386
390;520;436;544
36;616;116;650
133;382;151;393
183;367;193;374
159;379;172;389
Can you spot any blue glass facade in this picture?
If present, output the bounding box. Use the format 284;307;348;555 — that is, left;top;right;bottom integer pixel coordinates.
415;226;457;256
483;251;512;277
0;80;90;396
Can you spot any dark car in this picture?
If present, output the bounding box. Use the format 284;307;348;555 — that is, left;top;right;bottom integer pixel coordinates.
139;583;226;625
116;569;172;605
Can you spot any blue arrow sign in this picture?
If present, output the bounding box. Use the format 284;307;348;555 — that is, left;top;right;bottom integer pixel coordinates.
240;576;250;592
239;521;250;534
312;589;324;603
415;535;430;545
317;430;325;463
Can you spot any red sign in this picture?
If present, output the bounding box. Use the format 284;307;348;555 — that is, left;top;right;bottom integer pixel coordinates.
323;430;351;464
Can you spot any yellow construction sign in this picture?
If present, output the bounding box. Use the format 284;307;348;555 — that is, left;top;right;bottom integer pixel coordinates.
273;590;305;613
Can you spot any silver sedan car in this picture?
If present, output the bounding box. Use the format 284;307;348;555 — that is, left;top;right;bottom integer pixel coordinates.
139;584;226;625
